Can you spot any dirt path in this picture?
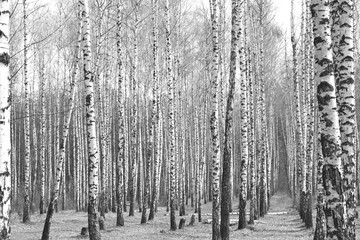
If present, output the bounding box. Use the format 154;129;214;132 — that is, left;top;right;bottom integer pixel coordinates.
11;193;359;239
230;192;313;240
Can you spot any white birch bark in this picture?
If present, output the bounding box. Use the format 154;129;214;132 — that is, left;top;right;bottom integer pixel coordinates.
22;0;30;223
81;0;101;238
0;0;11;237
209;0;221;238
311;0;346;238
165;0;177;230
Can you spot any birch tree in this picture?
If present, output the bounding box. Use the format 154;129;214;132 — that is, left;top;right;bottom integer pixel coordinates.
41;2;82;238
141;0;158;224
209;0;221;238
22;0;31;223
165;0;177;231
0;0;11;237
335;0;356;238
238;0;249;229
148;0;161;222
39;55;45;215
311;0;346;238
129;1;139;217
82;0;101;238
116;0;125;227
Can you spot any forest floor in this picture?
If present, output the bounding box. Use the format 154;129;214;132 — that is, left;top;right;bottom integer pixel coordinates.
11;192;360;239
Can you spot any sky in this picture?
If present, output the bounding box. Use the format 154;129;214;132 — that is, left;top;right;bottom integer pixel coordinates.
191;0;299;34
273;0;291;31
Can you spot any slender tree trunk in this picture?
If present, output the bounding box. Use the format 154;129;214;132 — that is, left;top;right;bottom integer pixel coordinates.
305;0;314;228
116;0;125;227
129;3;139;217
238;0;248;229
148;0;160;221
39;55;46;215
0;0;11;237
259;0;268;217
41;2;82;239
165;0;177;231
22;0;31;223
248;44;256;225
81;0;101;238
209;0;221;238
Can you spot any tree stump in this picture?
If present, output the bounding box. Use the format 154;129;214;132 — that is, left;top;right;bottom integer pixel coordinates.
179;218;186;229
80;227;88;236
99;216;105;230
189;214;195;226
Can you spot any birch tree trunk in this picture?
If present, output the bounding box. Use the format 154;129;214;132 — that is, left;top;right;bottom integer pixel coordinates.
116;0;125;227
336;1;356;238
259;0;268;217
141;0;158;220
238;0;248;229
148;0;160;222
0;0;11;237
209;0;221;238
314;114;326;239
165;0;177;231
291;0;303;210
41;2;82;239
39;55;46;215
304;0;314;228
311;0;346;238
22;0;31;223
82;0;101;238
248;47;256;225
129;2;139;217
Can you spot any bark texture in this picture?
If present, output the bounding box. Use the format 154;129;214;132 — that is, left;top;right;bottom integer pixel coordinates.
0;0;11;238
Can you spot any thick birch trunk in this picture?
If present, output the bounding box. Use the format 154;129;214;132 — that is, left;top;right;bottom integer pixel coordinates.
311;0;346;238
336;1;356;238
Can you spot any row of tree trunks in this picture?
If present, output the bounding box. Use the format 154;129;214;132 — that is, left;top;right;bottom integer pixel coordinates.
6;1;288;239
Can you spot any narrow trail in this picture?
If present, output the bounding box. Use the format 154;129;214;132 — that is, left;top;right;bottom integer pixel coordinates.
230;192;312;239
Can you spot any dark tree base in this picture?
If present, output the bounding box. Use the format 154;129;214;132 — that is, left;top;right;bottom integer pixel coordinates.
189;214;195;226
179;204;185;216
179;218;186;229
304;192;312;229
198;204;202;222
299;191;305;221
141;207;147;224
99;216;105;230
80;227;88;236
238;197;247;229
